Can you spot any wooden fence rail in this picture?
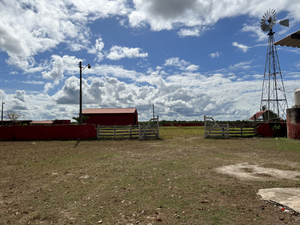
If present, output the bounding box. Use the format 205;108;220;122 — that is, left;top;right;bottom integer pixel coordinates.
97;125;139;139
96;116;160;140
204;116;229;138
204;115;257;138
228;124;257;137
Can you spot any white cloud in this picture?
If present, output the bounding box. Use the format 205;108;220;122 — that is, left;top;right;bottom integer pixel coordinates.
44;81;60;93
42;55;82;81
286;48;300;55
106;46;148;60
178;27;208;38
87;37;105;62
1;71;297;121
186;65;199;71
13;90;26;103
241;24;268;42
229;61;253;70
165;57;189;68
232;42;251;53
22;80;45;85
128;0;300;33
164;57;198;71
0;0;129;71
91;64;138;80
209;52;221;58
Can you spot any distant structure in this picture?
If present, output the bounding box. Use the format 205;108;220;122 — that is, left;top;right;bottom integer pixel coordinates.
82;108;138;126
30;120;70;125
274;29;300;139
260;9;289;121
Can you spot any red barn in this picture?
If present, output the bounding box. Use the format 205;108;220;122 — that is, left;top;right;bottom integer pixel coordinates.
82;108;138;126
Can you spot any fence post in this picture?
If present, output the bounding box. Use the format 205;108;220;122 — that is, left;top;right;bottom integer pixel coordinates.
254;114;257;136
157;116;159;138
204;115;207;138
241;125;243;137
227;123;229;138
129;124;132;138
114;124;116;139
138;123;141;140
97;124;100;140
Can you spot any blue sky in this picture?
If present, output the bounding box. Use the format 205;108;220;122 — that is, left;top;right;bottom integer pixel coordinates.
1;0;300;122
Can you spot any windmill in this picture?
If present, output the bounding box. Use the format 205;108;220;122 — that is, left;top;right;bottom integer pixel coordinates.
260;9;289;121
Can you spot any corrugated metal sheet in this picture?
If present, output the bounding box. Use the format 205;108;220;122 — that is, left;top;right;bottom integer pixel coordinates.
82;108;137;114
30;120;53;124
274;29;300;48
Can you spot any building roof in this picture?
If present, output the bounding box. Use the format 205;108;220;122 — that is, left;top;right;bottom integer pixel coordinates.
82;108;137;114
249;110;267;120
274;29;300;48
30;120;53;124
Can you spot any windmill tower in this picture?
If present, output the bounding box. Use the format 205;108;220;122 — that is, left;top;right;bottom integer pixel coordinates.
260;9;289;121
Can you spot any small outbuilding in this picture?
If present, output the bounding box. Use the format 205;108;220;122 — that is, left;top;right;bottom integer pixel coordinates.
249;110;279;122
82;108;138;126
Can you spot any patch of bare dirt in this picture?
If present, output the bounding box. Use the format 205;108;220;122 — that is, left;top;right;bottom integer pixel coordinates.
215;163;300;181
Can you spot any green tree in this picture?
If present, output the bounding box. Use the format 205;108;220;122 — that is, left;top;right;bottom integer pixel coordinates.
261;105;278;122
72;115;89;124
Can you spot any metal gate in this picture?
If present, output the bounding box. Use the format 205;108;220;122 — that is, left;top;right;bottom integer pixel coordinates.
139;116;159;140
204;116;229;138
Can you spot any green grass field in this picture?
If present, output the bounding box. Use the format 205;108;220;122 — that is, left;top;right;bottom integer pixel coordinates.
1;126;300;224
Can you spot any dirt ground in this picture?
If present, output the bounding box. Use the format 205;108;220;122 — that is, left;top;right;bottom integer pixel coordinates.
1;127;300;224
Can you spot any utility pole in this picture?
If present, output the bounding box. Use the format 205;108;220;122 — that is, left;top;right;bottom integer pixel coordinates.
150;104;155;119
79;61;91;125
1;102;4;126
79;61;82;125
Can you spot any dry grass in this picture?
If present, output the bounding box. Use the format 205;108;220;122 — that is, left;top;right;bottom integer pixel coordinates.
1;126;300;224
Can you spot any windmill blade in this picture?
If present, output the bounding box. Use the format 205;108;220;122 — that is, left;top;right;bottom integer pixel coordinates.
279;19;289;27
260;9;278;32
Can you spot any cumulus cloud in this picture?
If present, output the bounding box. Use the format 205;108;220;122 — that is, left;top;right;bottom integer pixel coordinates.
128;0;300;37
0;0;129;71
185;65;199;71
87;37;105;62
53;76;80;104
51;74;266;121
0;71;297;121
232;42;251;53
0;89;6;102
241;24;268;42
106;46;148;60
209;52;221;58
164;57;198;71
165;57;189;67
14;90;26;102
42;55;82;81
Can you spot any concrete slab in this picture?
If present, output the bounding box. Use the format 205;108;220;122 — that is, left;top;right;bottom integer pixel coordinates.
258;188;300;213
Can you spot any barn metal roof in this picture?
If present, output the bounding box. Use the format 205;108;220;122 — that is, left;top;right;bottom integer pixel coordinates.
82;108;137;114
249;110;267;120
30;120;53;124
274;29;300;48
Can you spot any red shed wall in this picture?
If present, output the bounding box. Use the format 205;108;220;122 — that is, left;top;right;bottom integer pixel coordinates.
84;113;137;125
0;125;97;141
287;108;300;140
